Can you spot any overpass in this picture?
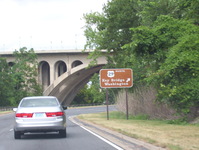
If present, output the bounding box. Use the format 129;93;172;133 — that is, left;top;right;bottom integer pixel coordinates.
0;50;107;105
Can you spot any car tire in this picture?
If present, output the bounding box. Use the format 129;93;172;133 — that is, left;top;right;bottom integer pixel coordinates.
59;129;66;138
14;130;21;139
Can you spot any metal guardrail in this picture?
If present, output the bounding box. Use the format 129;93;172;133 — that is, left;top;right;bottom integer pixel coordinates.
68;103;105;107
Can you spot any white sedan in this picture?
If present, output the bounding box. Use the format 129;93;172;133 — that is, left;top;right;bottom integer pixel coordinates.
13;96;67;139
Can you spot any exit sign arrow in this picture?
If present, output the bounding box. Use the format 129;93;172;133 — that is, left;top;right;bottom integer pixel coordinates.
100;69;133;88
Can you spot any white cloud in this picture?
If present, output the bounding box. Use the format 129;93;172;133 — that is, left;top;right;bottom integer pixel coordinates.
0;0;107;51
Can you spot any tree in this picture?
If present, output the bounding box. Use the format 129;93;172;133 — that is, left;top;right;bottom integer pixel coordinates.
83;0;189;85
177;0;199;25
72;84;92;105
87;74;106;104
153;32;199;115
125;16;199;115
12;47;42;104
137;0;182;26
73;74;107;105
84;0;140;68
0;47;42;106
0;58;15;106
83;0;142;104
83;0;199;117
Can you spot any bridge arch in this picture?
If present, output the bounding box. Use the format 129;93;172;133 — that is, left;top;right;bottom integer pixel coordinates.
38;61;50;90
71;60;83;68
43;63;105;105
54;60;67;79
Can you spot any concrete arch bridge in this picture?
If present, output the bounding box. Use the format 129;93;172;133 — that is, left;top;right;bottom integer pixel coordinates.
0;50;107;105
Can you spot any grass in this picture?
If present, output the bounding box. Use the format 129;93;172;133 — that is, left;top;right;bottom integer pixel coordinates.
78;111;199;150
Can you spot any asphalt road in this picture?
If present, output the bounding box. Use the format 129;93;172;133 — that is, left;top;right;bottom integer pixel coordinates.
0;105;121;150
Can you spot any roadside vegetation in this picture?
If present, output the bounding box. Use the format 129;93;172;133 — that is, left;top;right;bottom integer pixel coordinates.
78;111;199;150
0;47;42;106
0;111;12;115
78;0;199;122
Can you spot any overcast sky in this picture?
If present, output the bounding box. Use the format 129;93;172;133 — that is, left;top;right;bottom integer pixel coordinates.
0;0;107;52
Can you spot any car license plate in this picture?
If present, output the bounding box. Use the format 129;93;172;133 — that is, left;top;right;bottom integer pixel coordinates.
34;113;45;117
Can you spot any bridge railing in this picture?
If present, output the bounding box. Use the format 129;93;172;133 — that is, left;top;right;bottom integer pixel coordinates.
68;103;115;108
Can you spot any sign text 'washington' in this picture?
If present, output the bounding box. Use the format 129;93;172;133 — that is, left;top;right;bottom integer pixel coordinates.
100;69;133;88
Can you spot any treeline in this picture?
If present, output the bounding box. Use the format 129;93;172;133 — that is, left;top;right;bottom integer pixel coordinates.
0;47;42;106
81;0;199;118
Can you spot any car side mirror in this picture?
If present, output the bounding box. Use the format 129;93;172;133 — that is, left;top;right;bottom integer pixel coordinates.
62;106;67;110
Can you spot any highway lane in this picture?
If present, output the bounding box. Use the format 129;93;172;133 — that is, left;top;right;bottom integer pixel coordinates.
0;106;120;150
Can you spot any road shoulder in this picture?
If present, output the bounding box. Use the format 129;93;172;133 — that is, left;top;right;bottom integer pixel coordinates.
70;116;165;150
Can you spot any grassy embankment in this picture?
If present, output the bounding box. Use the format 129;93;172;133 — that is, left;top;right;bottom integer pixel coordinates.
78;111;199;150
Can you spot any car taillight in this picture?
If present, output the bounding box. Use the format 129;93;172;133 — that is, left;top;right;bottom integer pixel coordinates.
46;112;64;117
16;113;33;118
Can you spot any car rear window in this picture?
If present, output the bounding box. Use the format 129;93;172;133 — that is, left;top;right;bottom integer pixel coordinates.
20;98;59;107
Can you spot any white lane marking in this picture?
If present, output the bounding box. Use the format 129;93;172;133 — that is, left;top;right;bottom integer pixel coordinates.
10;129;13;131
69;116;123;150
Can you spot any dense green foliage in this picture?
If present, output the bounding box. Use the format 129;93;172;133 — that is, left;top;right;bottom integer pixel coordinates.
83;0;199;116
0;47;42;106
0;58;15;106
125;16;199;114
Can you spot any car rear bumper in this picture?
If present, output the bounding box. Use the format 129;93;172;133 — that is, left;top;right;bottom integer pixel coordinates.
14;118;66;132
14;125;66;132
